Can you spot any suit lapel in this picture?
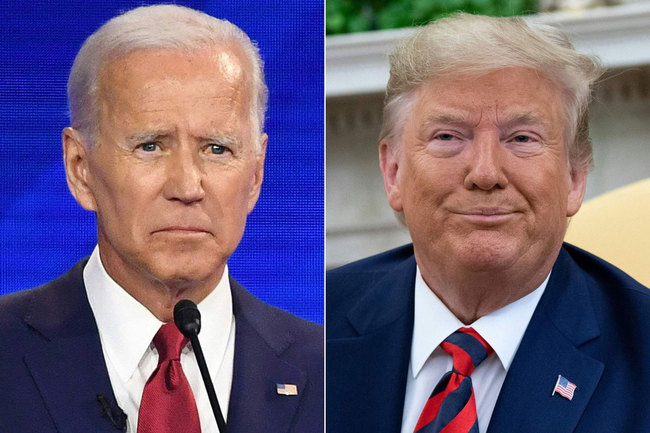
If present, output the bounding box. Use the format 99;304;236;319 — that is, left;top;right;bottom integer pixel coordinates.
227;280;307;433
487;247;604;433
22;260;120;432
328;255;416;433
24;335;121;432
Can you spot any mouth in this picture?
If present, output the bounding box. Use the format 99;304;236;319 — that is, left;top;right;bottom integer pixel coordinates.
152;226;212;235
454;208;518;224
459;208;513;216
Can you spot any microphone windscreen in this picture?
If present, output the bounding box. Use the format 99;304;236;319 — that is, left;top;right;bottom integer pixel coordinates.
174;299;201;337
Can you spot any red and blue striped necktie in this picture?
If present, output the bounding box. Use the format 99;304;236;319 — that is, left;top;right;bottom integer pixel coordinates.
414;327;493;433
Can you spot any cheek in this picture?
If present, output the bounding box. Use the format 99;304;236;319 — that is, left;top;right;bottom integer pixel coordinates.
512;163;570;224
89;158;161;225
86;161;121;212
405;156;457;202
206;169;256;215
400;160;452;230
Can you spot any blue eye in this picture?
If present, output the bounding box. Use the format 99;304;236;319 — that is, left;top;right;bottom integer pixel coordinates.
140;142;159;152
513;135;531;143
209;144;226;154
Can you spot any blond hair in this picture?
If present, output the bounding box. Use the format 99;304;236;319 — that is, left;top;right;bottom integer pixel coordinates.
380;13;603;172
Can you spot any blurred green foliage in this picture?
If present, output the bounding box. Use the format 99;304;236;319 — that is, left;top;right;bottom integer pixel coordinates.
327;0;538;35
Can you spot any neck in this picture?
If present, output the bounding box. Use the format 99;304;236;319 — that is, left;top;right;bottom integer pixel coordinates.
98;248;222;323
122;281;216;323
415;249;558;325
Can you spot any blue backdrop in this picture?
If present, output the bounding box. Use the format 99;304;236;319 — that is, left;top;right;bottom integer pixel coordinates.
0;1;324;324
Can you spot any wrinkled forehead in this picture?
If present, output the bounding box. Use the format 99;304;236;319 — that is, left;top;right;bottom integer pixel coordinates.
97;43;254;107
410;68;567;130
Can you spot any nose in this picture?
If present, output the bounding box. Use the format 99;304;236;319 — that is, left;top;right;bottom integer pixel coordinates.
463;132;508;191
162;149;205;204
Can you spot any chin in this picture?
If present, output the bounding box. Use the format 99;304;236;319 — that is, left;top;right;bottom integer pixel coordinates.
147;254;225;288
451;232;523;272
155;268;221;290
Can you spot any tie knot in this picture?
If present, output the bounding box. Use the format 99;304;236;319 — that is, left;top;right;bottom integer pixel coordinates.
441;327;493;377
153;323;187;362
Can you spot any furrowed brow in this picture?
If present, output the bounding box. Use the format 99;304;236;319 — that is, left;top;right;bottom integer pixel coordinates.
500;112;548;129
127;131;170;143
205;135;240;148
422;112;471;128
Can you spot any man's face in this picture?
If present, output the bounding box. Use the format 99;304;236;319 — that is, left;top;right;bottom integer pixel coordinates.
67;46;265;291
380;67;586;278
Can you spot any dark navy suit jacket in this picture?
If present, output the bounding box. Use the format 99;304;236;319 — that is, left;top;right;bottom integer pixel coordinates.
327;243;650;433
0;259;323;432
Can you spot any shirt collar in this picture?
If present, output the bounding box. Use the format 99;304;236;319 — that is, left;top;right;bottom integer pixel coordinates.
83;246;233;383
411;265;549;378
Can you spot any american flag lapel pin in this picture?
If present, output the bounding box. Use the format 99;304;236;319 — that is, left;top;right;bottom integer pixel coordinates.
276;383;298;396
552;374;577;400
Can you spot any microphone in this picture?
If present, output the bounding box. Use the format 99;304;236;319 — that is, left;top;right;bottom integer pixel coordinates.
174;299;229;433
174;299;201;336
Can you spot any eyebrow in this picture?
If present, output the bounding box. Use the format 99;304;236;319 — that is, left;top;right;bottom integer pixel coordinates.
127;131;170;143
499;112;549;129
126;131;241;147
204;134;240;148
422;112;471;128
421;111;550;130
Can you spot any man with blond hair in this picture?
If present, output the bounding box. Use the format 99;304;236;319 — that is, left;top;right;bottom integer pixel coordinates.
0;5;322;432
327;13;650;433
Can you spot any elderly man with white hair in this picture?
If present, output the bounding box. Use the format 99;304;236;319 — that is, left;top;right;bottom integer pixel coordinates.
0;5;322;433
327;13;650;433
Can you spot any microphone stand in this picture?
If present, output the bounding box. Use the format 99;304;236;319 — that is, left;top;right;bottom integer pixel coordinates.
174;299;228;433
187;332;228;433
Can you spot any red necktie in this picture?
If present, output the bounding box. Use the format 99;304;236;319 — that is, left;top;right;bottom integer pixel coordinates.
138;323;201;433
414;327;493;433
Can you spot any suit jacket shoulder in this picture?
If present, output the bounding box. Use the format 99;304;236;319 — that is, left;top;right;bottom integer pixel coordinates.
209;279;324;433
480;244;650;433
326;245;416;433
0;259;118;433
327;244;415;337
231;277;323;359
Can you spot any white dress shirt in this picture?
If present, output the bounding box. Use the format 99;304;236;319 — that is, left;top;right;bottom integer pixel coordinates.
84;246;235;433
400;266;550;433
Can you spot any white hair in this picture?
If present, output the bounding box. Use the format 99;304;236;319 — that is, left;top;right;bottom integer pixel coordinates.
68;4;267;152
380;13;603;173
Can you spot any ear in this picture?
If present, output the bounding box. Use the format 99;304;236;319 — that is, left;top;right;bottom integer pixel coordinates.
62;127;97;211
247;133;267;213
379;140;403;212
566;166;587;217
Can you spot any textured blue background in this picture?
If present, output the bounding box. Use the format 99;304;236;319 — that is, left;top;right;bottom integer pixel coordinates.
0;1;324;324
